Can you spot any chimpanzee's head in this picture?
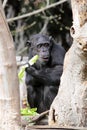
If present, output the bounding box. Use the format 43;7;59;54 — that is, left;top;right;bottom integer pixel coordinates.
26;34;53;65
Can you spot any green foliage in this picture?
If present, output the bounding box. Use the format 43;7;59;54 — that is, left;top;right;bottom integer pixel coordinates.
18;65;28;82
19;55;39;116
18;55;39;82
21;107;37;116
29;55;39;65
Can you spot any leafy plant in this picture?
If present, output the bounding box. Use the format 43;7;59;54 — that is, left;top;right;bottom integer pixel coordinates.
19;55;39;116
21;107;37;116
18;55;39;82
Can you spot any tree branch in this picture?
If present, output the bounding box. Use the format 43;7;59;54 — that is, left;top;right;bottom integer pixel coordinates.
2;0;8;9
7;0;68;23
40;0;50;34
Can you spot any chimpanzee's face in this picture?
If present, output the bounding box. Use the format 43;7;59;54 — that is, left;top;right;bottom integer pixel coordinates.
36;42;51;64
28;34;53;65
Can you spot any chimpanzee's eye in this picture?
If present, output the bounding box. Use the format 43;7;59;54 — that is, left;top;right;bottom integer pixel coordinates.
37;44;42;49
44;43;49;47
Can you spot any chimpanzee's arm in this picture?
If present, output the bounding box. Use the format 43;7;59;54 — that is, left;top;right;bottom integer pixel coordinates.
25;71;36;86
25;65;63;86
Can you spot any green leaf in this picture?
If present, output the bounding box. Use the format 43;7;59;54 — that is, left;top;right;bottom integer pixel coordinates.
20;107;37;116
28;55;39;65
18;55;39;82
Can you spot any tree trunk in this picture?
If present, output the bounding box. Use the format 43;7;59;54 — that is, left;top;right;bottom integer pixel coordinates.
0;2;21;130
49;0;87;127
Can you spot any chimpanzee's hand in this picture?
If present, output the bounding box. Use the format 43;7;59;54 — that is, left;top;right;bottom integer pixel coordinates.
25;66;37;75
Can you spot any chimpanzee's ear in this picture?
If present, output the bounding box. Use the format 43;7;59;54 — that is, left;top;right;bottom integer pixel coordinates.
25;40;32;47
49;36;55;45
49;36;52;41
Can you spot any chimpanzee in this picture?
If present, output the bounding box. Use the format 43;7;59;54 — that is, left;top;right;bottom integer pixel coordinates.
25;34;66;113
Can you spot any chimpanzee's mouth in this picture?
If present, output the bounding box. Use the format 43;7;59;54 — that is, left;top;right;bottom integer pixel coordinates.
42;57;49;61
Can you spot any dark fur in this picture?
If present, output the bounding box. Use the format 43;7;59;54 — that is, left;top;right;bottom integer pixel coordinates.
25;34;66;113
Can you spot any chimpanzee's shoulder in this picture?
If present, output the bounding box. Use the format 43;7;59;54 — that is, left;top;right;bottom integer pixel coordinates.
51;43;66;66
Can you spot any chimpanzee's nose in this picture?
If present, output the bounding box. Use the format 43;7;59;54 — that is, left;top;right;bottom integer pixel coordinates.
42;47;47;52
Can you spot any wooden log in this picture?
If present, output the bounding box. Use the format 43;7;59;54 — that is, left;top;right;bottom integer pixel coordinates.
21;110;49;127
25;125;87;130
49;0;87;127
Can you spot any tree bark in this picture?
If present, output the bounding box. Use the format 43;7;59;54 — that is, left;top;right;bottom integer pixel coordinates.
49;0;87;127
0;1;21;130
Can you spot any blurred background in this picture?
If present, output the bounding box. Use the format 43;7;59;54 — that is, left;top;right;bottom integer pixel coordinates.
2;0;72;56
